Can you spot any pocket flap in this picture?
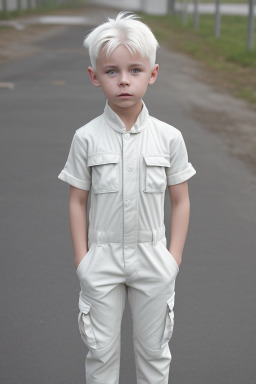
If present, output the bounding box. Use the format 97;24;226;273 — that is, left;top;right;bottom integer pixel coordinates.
78;295;91;314
167;292;175;311
143;154;170;167
88;152;120;167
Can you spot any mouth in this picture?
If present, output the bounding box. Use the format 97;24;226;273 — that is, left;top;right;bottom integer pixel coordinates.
118;93;132;97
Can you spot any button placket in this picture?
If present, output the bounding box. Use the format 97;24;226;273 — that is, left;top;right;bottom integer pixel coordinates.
127;164;134;172
122;131;138;247
124;132;130;140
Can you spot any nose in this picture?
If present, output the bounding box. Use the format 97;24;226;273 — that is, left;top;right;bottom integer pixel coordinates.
119;71;130;86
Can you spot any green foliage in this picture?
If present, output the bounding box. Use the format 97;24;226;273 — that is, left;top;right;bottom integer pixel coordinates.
144;13;256;66
141;11;256;104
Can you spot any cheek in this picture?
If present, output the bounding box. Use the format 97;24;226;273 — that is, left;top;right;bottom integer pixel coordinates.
99;80;111;91
100;82;116;98
101;78;116;88
138;78;150;91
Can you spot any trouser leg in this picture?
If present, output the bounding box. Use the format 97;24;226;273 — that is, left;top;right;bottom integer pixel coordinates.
76;243;126;384
127;237;179;384
85;332;122;384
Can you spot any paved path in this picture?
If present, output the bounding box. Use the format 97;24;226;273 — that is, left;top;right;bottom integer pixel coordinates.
0;15;255;384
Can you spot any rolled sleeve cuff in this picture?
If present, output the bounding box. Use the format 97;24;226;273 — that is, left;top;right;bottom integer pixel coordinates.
58;170;91;191
167;163;196;186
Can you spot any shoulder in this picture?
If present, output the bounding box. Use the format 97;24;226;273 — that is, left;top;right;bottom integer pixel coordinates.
75;114;104;140
148;115;183;146
70;114;104;150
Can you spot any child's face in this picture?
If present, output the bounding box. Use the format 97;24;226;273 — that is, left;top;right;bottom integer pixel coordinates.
88;44;159;114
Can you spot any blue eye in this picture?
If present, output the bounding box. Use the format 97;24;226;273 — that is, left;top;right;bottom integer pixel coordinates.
132;68;140;74
107;70;116;75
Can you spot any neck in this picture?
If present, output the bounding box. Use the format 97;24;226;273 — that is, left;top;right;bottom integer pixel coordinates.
108;101;143;131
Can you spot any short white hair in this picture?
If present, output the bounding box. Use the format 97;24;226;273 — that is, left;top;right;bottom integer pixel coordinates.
83;11;159;69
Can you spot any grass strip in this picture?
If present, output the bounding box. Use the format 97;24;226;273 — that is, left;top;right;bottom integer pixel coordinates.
141;12;256;105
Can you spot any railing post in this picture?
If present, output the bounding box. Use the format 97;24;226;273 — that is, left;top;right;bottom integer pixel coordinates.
168;0;176;14
194;0;199;30
182;0;188;25
17;0;21;12
2;0;7;13
214;0;221;38
247;0;255;51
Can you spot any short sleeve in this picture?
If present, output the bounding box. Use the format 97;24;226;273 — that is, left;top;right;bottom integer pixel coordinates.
58;131;91;191
166;131;196;186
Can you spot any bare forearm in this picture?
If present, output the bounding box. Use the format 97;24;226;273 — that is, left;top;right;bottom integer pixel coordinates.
69;200;88;265
169;199;190;266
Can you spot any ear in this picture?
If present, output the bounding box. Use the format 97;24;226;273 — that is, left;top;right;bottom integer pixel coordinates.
88;66;101;87
148;64;159;85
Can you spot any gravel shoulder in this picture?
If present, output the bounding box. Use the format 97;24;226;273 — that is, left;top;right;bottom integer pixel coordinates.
0;24;68;65
0;6;119;65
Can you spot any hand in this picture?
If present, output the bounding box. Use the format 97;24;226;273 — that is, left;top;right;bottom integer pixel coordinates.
74;251;88;270
169;250;182;267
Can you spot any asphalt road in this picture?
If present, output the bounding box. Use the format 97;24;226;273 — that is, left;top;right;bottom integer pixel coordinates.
0;22;256;384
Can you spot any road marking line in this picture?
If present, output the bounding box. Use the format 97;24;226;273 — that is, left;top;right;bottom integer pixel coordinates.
52;80;66;85
0;82;15;89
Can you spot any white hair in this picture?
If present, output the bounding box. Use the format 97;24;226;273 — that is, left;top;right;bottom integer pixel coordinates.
83;11;159;69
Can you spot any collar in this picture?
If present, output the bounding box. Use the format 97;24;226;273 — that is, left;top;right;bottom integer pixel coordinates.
103;100;149;134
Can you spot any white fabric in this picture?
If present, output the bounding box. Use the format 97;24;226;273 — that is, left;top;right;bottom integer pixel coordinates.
76;237;178;384
58;100;196;383
58;100;196;241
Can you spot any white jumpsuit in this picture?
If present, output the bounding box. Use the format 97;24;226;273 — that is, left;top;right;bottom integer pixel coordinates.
58;100;196;384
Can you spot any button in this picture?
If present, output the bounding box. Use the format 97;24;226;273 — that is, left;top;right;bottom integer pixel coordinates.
126;164;134;172
124;132;130;139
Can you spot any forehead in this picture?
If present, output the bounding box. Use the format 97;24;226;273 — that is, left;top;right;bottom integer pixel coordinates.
97;44;150;67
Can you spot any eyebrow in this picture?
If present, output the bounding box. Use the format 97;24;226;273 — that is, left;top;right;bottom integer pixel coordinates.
103;65;118;69
129;63;145;67
103;63;145;69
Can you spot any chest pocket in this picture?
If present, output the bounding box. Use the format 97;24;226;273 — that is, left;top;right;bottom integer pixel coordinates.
88;152;120;194
143;154;171;193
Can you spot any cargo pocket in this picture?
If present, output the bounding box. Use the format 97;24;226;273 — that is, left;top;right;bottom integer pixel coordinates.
143;154;170;193
78;296;97;349
88;152;120;194
161;292;175;348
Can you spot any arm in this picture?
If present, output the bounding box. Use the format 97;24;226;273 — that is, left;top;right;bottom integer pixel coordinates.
168;181;190;267
69;185;90;269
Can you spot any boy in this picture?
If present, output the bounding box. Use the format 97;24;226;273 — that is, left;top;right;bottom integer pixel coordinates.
58;11;196;384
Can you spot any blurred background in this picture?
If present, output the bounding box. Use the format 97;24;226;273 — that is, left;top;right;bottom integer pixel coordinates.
0;1;255;383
